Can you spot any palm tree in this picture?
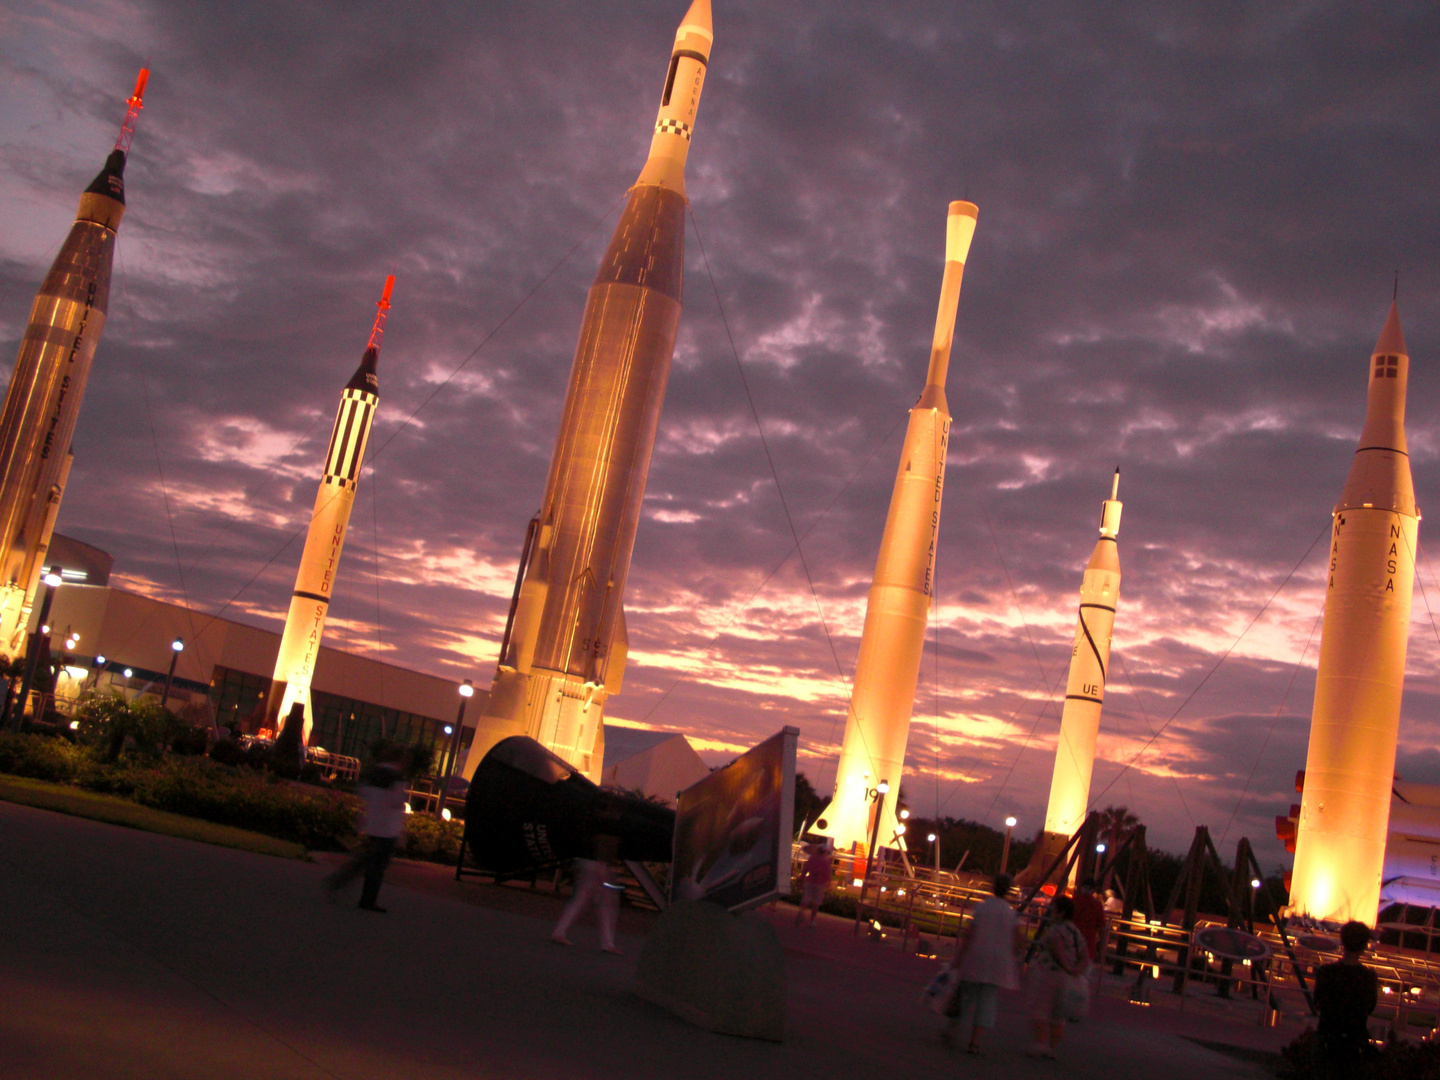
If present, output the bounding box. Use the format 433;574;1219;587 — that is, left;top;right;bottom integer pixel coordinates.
1097;804;1141;853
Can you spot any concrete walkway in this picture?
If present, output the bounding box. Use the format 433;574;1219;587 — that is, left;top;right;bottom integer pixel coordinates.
0;801;1279;1079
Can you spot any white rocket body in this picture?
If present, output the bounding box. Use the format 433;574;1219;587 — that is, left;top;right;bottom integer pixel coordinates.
460;1;712;783
816;202;977;857
265;283;388;742
1290;303;1418;925
1383;780;1440;908
0;72;146;654
1042;478;1122;841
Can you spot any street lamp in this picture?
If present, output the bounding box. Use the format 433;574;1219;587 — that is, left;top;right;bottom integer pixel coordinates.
160;638;183;708
435;679;473;820
9;567;62;729
928;832;941;878
860;779;889;904
1000;815;1017;876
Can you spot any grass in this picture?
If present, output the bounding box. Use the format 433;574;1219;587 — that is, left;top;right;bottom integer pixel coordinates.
0;774;309;860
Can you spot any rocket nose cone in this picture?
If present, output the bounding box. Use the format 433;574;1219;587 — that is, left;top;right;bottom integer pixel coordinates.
945;201;978;264
678;0;713;45
1374;301;1408;357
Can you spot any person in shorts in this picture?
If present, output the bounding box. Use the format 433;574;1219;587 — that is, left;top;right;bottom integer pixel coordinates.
943;872;1024;1055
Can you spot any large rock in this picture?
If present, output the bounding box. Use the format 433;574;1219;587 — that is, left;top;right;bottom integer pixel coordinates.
634;899;785;1041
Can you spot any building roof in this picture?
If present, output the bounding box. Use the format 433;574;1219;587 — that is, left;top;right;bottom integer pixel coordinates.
602;724;682;770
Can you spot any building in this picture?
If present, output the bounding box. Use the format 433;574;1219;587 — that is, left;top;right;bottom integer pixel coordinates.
600;723;709;805
29;534;486;763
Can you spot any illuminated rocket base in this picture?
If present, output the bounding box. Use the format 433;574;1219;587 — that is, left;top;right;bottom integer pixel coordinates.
816;202;977;857
1289;302;1417;925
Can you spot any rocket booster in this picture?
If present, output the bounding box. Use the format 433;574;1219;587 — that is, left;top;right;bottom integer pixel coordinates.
1290;303;1418;925
264;277;392;742
462;0;713;782
0;69;148;654
1021;471;1123;886
816;201;978;857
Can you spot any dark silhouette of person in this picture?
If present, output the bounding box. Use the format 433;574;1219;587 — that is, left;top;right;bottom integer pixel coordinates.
1312;919;1379;1076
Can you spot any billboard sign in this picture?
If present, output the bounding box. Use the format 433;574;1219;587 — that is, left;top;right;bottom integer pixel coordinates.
670;726;798;911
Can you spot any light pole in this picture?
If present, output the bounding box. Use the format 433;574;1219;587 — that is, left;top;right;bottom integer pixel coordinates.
10;568;61;729
1000;815;1017;876
863;779;889;888
160;637;183;709
435;679;473;820
928;832;940;879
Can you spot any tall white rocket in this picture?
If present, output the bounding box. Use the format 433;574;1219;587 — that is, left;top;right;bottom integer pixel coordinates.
263;277;392;742
1290;302;1417;925
1021;471;1122;885
816;201;977;856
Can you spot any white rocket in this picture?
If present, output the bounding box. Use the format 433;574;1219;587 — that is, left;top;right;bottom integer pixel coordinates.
0;70;147;654
1290;302;1418;925
263;277;392;742
1019;471;1122;886
460;0;712;783
815;201;977;857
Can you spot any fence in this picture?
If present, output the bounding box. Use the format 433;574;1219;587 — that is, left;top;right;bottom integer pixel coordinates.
797;850;1440;1044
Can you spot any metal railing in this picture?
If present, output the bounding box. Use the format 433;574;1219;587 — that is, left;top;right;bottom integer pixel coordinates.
792;851;1440;1044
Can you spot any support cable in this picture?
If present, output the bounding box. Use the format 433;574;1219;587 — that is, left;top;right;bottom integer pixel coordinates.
1087;521;1329;808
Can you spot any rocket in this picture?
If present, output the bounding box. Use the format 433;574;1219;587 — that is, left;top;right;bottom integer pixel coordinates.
814;201;978;857
461;0;713;783
1289;302;1418;925
0;69;148;655
262;277;392;742
1018;471;1123;887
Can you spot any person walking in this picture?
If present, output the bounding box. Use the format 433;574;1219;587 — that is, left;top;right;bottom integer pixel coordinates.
1312;920;1379;1077
325;746;408;912
1073;878;1106;964
795;839;834;926
1026;894;1088;1058
552;834;624;953
942;872;1024;1055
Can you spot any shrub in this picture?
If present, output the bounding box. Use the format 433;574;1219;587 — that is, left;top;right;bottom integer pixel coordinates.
208;738;247;767
74;690;174;762
1279;1029;1440;1080
400;814;464;863
0;730;91;782
118;758;358;850
170;726;210;756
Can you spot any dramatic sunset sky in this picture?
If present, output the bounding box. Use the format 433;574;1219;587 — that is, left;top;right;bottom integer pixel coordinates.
2;1;1438;863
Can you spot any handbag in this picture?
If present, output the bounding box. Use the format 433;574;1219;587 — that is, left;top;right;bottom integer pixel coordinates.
1062;966;1092;1022
922;967;957;1015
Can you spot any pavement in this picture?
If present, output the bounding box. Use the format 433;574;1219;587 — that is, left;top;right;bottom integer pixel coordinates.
0;800;1287;1079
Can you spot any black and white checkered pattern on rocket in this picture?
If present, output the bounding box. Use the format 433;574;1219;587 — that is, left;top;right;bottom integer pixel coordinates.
655;118;692;141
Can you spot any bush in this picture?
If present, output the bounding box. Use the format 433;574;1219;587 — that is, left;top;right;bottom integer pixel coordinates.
170;726;210;756
1279;1029;1440;1080
0;730;92;782
74;690;175;762
208;738;247;767
118;759;358;850
400;814;464;863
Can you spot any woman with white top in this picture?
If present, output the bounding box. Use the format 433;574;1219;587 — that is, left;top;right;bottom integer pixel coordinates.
943;872;1024;1055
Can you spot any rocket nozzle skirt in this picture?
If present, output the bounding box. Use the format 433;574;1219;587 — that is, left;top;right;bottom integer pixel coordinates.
263;278;390;742
462;1;712;783
0;71;146;654
815;202;978;856
1290;302;1418;925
